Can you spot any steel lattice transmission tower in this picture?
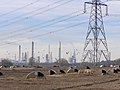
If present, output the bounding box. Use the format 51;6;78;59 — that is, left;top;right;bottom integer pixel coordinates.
82;0;110;65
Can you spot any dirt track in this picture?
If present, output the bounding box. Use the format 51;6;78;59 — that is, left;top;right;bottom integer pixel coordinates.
0;67;120;90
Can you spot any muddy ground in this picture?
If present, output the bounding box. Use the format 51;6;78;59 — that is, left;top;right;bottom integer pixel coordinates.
0;67;120;90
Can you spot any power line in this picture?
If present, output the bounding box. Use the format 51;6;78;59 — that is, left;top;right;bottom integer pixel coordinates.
0;20;88;46
0;2;109;45
0;5;88;38
28;20;88;39
0;10;80;37
0;11;86;46
0;0;42;17
0;0;63;23
26;13;107;41
0;40;19;46
0;0;74;28
0;1;88;38
1;12;85;40
0;0;109;45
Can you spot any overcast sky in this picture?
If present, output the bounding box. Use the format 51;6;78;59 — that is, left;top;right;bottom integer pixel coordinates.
0;0;120;62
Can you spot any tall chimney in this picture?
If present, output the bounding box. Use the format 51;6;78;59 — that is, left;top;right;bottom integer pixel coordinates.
59;41;61;61
32;41;34;59
19;45;21;61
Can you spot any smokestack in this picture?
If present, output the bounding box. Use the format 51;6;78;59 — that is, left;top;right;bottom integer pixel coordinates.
32;41;34;59
19;45;21;61
59;41;61;61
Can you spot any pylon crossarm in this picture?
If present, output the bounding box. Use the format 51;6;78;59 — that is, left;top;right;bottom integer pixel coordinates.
84;1;108;15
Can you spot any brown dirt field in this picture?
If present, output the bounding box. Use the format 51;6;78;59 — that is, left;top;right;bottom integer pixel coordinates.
0;67;120;90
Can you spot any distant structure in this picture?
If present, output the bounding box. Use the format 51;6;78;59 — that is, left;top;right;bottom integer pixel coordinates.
58;41;62;62
29;41;35;66
73;49;76;63
32;41;34;60
46;54;49;63
24;52;27;62
82;0;110;65
45;44;52;63
48;44;51;63
69;49;76;64
21;52;28;63
19;45;21;61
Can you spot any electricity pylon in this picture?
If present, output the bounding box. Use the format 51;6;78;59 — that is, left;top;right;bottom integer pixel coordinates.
82;0;110;65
